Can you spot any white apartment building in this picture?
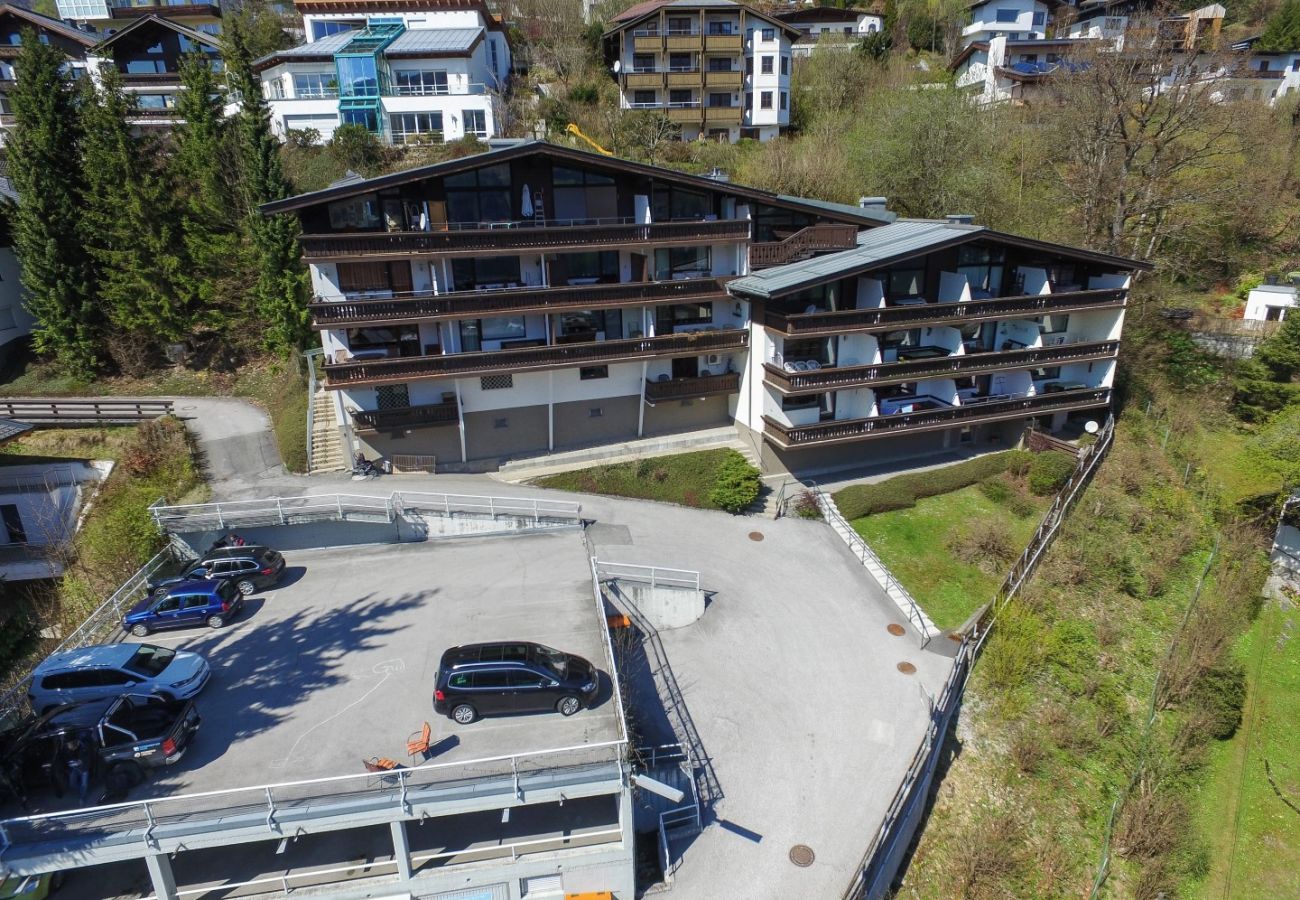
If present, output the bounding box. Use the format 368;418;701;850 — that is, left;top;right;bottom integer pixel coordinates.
256;0;510;144
54;0;225;37
775;4;884;58
602;0;798;142
962;0;1051;44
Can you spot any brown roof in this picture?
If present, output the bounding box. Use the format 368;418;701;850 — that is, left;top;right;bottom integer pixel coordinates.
611;0;668;23
0;3;99;47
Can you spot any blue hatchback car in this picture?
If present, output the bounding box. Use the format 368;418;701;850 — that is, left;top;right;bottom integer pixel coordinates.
123;580;244;636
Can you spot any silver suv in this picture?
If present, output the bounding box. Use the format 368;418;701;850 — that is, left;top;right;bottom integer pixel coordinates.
28;643;211;714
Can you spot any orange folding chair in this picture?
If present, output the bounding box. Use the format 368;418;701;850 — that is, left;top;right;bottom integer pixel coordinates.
406;722;431;762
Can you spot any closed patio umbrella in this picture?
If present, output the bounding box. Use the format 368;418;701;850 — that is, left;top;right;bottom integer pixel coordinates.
521;184;534;219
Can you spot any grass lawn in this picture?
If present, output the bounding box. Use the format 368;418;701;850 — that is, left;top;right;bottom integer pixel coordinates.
850;481;1049;631
532;449;752;511
1190;593;1300;899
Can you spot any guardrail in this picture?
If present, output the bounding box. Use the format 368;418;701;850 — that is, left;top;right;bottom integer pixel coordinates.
594;561;701;592
0;398;175;424
397;492;583;524
304;348;324;475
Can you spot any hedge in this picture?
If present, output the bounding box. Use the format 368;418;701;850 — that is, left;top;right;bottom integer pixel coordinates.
1028;451;1077;496
707;452;762;513
834;451;1020;520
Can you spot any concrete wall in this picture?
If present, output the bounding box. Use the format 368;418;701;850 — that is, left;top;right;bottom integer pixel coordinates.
357;425;464;467
553;395;639;450
643;394;732;435
463;404;550;461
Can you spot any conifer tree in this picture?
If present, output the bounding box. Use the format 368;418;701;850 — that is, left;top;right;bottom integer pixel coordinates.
1259;0;1300;52
8;34;98;375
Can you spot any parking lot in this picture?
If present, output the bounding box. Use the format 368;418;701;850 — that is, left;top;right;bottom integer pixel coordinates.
119;531;622;798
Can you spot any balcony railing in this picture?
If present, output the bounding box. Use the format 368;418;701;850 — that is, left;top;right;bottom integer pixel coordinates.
310;278;730;329
749;224;859;269
763;388;1111;449
763;289;1128;335
120;72;183;85
300;218;750;259
644;371;740;402
352;400;459;431
324;329;750;387
111;2;220;17
764;340;1120;393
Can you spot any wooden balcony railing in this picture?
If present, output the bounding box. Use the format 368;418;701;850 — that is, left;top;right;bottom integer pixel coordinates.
120;72;183;85
763;340;1120;393
763;388;1111;449
644;371;740;402
323;329;750;388
352;401;458;431
310;277;731;329
299;218;751;259
764;289;1128;336
749;224;859;269
111;2;221;17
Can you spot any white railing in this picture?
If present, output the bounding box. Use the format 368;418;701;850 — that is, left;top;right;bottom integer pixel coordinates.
304;347;324;475
589;558;630;744
594;561;700;592
149;493;397;530
0;465;80;492
397;492;582;523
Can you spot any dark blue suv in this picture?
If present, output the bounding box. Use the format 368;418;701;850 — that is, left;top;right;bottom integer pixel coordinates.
123;580;244;636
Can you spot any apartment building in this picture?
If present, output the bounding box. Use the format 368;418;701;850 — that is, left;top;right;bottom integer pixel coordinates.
1064;0;1223;51
88;14;224;127
257;0;509;143
775;4;884;58
263;141;1148;475
962;0;1051;44
952;35;1092;105
602;0;799;142
0;4;98;143
54;0;224;36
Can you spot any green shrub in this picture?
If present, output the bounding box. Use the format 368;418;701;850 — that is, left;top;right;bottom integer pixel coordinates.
792;489;822;520
835;451;1016;519
979;477;1012;504
1186;659;1247;740
707;453;761;513
1005;449;1034;477
1028;451;1077;496
1007;492;1039;518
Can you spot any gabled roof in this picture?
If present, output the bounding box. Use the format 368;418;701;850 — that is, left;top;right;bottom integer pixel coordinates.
92;14;222;53
949;40;989;72
726;219;1151;299
259;139;895;226
0;3;98;47
604;0;801;40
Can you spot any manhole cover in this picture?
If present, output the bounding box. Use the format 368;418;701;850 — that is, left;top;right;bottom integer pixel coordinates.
789;844;815;867
748;531;764;542
897;661;917;675
887;623;906;637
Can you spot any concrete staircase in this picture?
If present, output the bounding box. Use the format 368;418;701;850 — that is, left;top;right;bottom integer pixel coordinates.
308;390;346;473
743;482;783;518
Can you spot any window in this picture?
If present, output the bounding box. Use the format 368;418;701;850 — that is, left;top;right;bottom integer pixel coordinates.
668;16;693;34
957;244;1005;294
463;109;487;138
1258;60;1270;72
554;250;618;282
880;328;921;349
580;366;609;380
125;59;168;74
652;185;712;220
480;374;514;390
0;504;24;543
669;89;693;105
124;645;176;677
654;246;712;279
180;594;210;611
780;56;789;75
1030;366;1062;380
656;302;713;330
266;76;285;99
1032;11;1046;27
390;112;443;144
669;52;693;71
760;90;773;109
451;256;520;291
444;163;511;224
589;407;604;418
1104;16;1124;31
995;9;1018;23
762;27;775;41
886;266;925;298
338;261;413;294
336;56;379;97
708;21;734;35
482;316;526;340
761;55;773;74
375;384;411;409
328;194;380;230
633;53;654;72
708;56;733;71
510;670;547;687
392;69;448;96
490;38;499;74
780;91;787;110
708;92;732;108
633;90;656;105
1038;313;1070;334
311;20;357;40
340;107;379;131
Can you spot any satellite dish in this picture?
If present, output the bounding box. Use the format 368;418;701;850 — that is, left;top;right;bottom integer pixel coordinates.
613;59;622;73
1084;420;1100;435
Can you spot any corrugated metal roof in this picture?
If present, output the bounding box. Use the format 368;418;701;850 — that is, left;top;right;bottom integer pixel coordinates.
261;30;354;60
728;221;981;298
387;27;482;54
0;418;32;444
774;194;896;226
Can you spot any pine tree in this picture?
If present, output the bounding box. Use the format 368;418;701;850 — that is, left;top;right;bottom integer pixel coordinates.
1259;0;1300;52
80;68;189;354
8;34;98;375
225;13;309;354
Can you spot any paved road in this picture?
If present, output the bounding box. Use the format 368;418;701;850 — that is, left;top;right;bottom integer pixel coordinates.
169;397;285;485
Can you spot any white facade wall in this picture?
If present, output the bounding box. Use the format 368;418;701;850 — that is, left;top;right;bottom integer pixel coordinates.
0;247;36;359
963;0;1049;43
1245;285;1298;321
745;27;790;132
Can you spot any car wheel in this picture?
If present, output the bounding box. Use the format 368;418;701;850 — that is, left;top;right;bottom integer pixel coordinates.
557;695;582;717
130;623;150;637
451;703;477;725
236;580;256;596
207;614;225;629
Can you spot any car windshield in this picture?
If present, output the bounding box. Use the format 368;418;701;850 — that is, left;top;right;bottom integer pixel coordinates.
123;645;176;677
534;644;568;677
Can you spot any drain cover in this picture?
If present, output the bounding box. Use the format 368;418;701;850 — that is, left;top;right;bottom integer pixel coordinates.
887;623;906;637
748;531;764;542
789;844;815;867
897;661;917;675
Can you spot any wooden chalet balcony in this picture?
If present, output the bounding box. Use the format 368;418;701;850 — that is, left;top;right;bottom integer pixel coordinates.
705;34;743;51
299;218;750;260
764;340;1120;393
323;329;750;388
705;70;743;88
704;106;743;124
633;33;663;52
111;2;220;17
624;71;664;88
749;224;859;269
352;400;458;431
764;388;1112;449
666;69;703;87
764;289;1128;336
644;371;740;402
310;278;730;329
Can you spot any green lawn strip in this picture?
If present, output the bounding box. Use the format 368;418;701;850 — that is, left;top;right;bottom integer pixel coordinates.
850;483;1048;631
532;449;749;511
1190;597;1300;900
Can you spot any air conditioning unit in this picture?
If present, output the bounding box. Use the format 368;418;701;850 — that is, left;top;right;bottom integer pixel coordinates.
705;353;722;365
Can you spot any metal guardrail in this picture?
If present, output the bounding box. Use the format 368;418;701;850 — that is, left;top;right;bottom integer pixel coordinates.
0;398;174;424
303;348;324;475
594;561;701;592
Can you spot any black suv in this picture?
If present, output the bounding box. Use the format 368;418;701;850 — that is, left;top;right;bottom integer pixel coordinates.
147;546;285;597
433;642;600;725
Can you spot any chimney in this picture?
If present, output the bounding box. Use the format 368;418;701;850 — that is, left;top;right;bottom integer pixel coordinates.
946;214;975;225
706;167;729;183
858;196;887;211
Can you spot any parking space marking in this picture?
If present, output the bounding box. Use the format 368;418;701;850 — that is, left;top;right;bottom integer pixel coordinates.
268;659;407;770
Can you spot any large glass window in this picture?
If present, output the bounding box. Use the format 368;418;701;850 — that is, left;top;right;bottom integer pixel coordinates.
552;166;618;222
444;163;512;224
125;59;168;74
451;256;522;290
558;309;622;340
995;8;1018;23
328;193;381;230
482;316;526;341
651;186;712;221
336;56;379;97
312;20;358;40
885;266;925;298
293;72;336;98
393;69;448;95
554;251;618;284
956;244;1005;296
656;303;712;331
463;109;487;137
338;261;412;294
655;246;711;278
390;111;443;144
340;107;379;131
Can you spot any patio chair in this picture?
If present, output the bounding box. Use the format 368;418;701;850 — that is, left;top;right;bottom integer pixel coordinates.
363;756;405;788
407;722;431;762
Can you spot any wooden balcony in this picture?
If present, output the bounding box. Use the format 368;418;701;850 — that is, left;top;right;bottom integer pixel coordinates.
309;277;731;329
352;400;458;431
299;218;750;260
323;329;750;388
763;340;1120;393
763;388;1112;449
749;224;859;269
666;70;703;87
633;34;663;52
644;371;740;402
624;72;664;89
764;289;1128;336
665;34;703;50
705;34;742;51
704;106;742;125
704;70;743;88
667;106;703;123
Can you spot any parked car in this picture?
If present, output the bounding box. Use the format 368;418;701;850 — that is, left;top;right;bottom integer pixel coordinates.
433;641;600;725
0;694;200;805
28;644;210;714
0;873;63;899
148;546;285;597
123;580;243;636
